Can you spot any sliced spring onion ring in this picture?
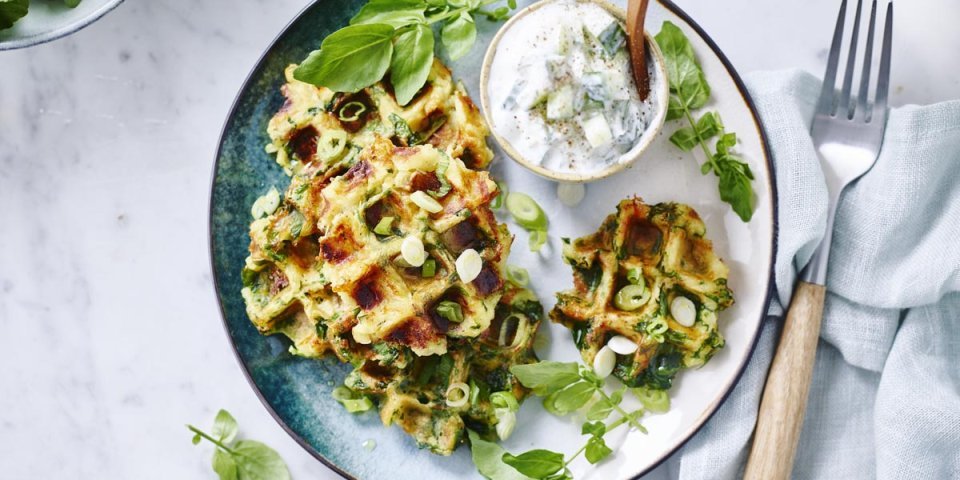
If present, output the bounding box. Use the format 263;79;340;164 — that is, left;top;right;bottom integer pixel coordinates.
468;379;480;406
506;265;530;286
495;409;516;440
317;130;348;162
506;192;548;230
498;314;529;348
400;235;426;267
250;187;281;219
556;182;585;207
626;267;643;287
528;229;548;252
332;386;373;413
456;249;482;283
607;335;639;355
421;258;437;277
332;386;353;402
633;386;670;413
338;101;367;122
593;345;616;378
670;296;697;327
490;391;520;412
445;382;470;408
410;190;443;213
373;216;394;236
614;284;649;311
645;317;669;338
436;300;464;323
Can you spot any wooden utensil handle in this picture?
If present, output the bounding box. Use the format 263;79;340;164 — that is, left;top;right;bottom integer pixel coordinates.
744;281;826;480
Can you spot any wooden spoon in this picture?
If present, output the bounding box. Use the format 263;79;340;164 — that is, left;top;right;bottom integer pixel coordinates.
626;0;651;100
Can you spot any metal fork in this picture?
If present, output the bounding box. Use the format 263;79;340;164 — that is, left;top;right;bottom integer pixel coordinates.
744;1;893;479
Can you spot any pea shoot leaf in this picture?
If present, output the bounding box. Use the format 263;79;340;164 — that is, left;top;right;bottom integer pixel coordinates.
390;23;435;105
510;361;581;396
468;430;533;480
233;440;291;480
581;421;605;437
502;449;565;479
441;12;477;61
548;381;596;414
294;23;396;93
584;436;613;464
212;409;238;444
212;449;238;480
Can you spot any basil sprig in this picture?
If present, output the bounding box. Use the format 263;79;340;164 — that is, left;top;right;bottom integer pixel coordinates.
655;21;756;222
294;0;517;106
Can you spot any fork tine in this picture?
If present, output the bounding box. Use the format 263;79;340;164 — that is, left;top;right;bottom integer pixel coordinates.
838;0;863;118
856;0;878;120
874;2;894;116
817;0;848;116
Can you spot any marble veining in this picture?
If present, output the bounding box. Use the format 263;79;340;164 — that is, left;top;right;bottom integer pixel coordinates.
0;0;957;479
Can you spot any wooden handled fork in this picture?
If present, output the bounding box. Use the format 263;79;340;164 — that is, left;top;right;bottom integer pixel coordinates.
744;1;893;478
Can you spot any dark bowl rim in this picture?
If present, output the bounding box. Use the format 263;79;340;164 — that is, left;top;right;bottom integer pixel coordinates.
207;0;779;478
0;0;125;51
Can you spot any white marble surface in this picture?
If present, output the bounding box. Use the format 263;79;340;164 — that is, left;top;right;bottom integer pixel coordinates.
1;1;957;479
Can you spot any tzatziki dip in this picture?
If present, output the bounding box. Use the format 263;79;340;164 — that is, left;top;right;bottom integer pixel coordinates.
486;0;660;176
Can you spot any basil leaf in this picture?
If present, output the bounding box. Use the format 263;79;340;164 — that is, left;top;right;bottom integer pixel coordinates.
212;409;238;444
351;0;426;28
294;24;396;93
441;12;476;61
468;431;533;480
502;449;565;479
654;21;695;63
581;421;605;437
584;436;613;464
549;381;596;413
510;361;581;396
233;440;291;480
212;449;238;480
391;23;434;105
0;0;28;30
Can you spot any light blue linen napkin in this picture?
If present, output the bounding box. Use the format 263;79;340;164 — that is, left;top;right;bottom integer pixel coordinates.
672;70;960;479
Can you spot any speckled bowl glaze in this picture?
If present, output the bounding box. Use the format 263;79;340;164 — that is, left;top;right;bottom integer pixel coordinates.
210;1;777;479
480;0;670;183
0;0;123;50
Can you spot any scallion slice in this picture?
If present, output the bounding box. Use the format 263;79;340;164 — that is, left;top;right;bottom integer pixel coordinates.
373;216;394;236
338;101;367;122
528;229;548;252
421;258;437;278
411;190;443;213
506;265;529;287
506;192;548;230
445;382;470;408
436;301;464;323
614;284;649;311
490;391;520;412
250;187;281;219
627;267;644;286
490;181;507;209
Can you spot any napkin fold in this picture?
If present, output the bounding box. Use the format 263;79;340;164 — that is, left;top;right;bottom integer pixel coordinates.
673;70;960;480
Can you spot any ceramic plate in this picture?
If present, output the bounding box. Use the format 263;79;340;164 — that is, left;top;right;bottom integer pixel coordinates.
209;0;777;478
0;0;123;50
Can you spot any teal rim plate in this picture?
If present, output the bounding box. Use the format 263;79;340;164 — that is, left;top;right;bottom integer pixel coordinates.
209;1;778;478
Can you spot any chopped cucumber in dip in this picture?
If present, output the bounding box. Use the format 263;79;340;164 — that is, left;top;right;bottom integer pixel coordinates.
489;0;657;174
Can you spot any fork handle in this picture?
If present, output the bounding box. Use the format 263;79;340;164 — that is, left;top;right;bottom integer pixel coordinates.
744;281;826;480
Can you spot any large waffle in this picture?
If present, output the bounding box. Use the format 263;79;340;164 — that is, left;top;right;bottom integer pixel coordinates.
551;198;734;390
241;61;540;454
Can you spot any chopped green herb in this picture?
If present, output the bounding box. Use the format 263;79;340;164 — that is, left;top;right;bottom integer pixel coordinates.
373;216;394;235
436;300;464;323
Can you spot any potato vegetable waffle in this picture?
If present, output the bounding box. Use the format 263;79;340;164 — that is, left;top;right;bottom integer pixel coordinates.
240;60;541;454
551;198;734;390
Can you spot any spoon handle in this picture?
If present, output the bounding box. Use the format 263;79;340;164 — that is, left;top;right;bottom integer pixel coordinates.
626;0;651;100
